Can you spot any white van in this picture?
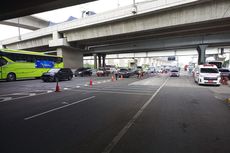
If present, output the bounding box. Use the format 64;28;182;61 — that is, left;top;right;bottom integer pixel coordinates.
194;64;221;86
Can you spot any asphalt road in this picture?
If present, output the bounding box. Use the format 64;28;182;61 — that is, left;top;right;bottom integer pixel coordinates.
0;74;230;153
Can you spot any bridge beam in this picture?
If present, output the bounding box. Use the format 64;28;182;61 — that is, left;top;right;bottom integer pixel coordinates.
0;16;49;30
87;33;230;54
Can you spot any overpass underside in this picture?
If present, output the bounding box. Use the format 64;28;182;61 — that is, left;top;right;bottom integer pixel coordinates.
1;0;230;68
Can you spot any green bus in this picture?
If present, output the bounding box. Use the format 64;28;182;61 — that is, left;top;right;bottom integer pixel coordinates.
0;49;63;81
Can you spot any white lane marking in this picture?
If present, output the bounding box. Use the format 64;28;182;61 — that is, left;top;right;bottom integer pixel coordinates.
29;93;36;96
71;89;152;96
24;96;95;120
84;84;88;87
0;97;13;102
0;93;27;97
102;78;169;153
62;101;69;105
64;88;68;90
47;90;53;93
76;86;80;88
214;95;223;100
0;92;52;103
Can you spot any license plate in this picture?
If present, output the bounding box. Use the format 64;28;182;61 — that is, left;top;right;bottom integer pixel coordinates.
208;80;213;83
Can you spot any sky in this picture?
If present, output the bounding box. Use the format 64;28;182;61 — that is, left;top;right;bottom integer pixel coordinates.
0;0;146;41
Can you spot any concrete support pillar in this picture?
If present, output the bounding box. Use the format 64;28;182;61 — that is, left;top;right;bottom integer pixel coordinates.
57;47;83;69
197;45;208;65
102;54;106;67
93;54;97;69
53;31;62;39
98;54;102;68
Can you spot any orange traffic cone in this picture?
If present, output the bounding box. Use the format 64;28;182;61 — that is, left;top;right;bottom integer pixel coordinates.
111;75;114;81
55;81;61;92
90;79;93;87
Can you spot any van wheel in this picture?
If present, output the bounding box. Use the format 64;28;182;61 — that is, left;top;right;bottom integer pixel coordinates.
7;73;16;81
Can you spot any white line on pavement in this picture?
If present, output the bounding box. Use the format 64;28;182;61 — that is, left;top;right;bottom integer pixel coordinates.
29;93;36;96
102;77;169;153
0;92;50;103
71;89;152;96
0;97;12;102
24;96;95;120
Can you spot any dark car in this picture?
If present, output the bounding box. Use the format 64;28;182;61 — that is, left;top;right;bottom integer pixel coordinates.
219;68;230;79
41;68;73;82
118;68;131;78
75;67;92;77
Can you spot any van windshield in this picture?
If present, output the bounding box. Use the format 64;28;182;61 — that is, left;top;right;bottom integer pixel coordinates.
200;68;219;73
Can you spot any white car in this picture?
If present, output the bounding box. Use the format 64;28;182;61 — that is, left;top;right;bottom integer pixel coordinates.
194;64;221;86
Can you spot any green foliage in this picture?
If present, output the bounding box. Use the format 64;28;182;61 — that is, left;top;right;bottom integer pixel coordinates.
223;60;229;67
84;63;94;68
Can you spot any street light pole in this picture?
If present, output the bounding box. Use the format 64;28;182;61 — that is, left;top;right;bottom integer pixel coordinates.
17;18;21;40
132;0;137;14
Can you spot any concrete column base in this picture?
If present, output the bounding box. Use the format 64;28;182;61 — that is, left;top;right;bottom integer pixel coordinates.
57;47;83;69
197;45;208;65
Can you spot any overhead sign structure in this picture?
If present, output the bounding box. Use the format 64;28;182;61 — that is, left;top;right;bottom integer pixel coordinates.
168;56;176;61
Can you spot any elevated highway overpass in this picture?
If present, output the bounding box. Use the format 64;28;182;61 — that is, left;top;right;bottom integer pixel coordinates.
0;16;49;30
0;0;96;21
1;0;230;68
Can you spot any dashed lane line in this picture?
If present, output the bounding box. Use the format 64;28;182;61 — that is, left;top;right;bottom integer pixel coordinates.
102;77;169;153
71;88;153;96
24;96;95;120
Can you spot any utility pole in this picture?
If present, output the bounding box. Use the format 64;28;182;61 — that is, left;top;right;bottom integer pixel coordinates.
117;0;120;8
132;0;137;14
17;18;21;40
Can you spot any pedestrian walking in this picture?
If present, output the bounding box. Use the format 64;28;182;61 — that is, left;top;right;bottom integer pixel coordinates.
115;69;118;80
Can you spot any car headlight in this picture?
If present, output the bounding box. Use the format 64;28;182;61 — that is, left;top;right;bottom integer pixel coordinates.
79;72;82;74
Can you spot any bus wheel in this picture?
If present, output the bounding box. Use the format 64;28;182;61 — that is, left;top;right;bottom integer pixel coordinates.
7;73;16;81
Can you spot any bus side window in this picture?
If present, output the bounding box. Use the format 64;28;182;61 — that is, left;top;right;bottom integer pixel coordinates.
0;58;7;66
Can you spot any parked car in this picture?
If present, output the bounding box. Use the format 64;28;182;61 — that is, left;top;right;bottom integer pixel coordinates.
134;66;144;75
169;69;180;77
96;67;110;77
105;65;116;73
194;64;221;86
147;66;156;74
218;68;230;79
118;68;132;78
41;68;73;82
74;67;92;77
